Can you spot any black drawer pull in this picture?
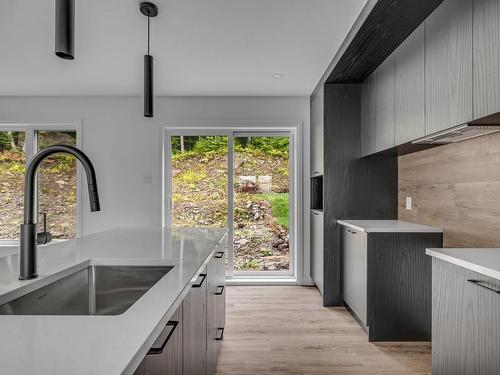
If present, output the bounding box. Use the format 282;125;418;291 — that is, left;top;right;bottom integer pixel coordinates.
468;279;500;294
215;251;225;259
215;327;224;341
215;285;225;295
192;273;207;288
147;321;178;355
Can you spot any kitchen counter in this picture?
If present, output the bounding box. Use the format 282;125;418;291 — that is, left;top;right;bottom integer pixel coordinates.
0;227;227;375
337;219;443;233
426;248;500;281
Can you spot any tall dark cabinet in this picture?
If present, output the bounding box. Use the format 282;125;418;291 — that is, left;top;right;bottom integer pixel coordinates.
310;84;397;306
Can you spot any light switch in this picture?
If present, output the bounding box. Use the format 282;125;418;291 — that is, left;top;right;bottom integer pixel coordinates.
405;197;412;210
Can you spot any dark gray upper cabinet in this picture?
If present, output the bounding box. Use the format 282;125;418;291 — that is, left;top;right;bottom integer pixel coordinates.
473;0;500;119
432;259;500;375
375;56;395;152
394;23;425;144
361;73;376;156
425;0;473;135
310;86;324;175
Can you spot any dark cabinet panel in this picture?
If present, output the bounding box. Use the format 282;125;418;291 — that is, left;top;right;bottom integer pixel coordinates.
425;0;473;134
432;259;500;374
182;270;207;375
135;306;183;375
394;23;425;144
473;0;500;119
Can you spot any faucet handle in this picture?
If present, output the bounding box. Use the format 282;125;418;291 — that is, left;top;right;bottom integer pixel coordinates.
36;213;52;245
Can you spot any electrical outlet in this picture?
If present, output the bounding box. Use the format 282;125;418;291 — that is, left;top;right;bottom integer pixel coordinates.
405;197;412;210
143;175;153;185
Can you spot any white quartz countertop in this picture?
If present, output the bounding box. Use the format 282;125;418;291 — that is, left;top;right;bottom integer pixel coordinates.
0;227;227;375
337;220;443;233
426;248;500;281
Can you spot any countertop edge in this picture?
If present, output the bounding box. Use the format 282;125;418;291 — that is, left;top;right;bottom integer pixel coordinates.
426;248;500;281
337;220;443;233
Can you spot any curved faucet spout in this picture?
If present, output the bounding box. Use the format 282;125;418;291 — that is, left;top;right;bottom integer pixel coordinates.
20;144;100;280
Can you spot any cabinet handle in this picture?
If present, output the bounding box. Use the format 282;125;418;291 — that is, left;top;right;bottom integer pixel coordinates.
147;321;178;355
215;327;225;341
215;286;225;295
215;251;225;259
468;279;500;294
192;273;207;288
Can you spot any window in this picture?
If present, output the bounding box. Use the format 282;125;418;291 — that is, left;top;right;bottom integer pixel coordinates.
0;127;79;241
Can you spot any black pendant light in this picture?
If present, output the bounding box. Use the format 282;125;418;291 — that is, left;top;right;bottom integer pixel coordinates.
140;2;158;118
55;0;75;59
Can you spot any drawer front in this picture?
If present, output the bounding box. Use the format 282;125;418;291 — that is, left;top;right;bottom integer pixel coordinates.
135;305;183;375
432;259;500;375
341;226;368;325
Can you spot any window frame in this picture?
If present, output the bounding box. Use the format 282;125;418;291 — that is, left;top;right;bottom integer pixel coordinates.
0;122;82;243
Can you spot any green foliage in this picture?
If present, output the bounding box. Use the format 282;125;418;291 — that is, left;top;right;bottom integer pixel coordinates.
240;259;259;270
171;136;288;158
260;249;273;257
0;132;12;151
177;170;208;187
258;193;289;228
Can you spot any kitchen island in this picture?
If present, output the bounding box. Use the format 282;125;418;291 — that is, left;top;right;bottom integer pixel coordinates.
0;227;227;375
427;248;500;375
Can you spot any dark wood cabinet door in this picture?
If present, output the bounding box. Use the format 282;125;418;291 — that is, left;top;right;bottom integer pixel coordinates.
135;306;183;375
183;270;207;375
432;259;500;375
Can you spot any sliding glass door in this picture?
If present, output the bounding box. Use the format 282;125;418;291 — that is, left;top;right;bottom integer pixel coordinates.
165;130;294;278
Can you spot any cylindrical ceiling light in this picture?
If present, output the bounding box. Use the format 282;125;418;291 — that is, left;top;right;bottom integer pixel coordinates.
55;0;75;59
140;2;158;118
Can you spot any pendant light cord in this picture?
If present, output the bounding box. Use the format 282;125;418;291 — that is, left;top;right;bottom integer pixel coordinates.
147;15;150;55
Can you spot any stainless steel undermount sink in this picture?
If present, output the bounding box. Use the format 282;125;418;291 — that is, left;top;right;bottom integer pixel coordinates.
0;265;173;316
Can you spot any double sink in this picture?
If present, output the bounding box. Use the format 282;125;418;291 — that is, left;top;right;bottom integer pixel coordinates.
0;265;173;316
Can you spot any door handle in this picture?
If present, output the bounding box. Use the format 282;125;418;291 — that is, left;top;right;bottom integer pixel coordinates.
192;273;207;288
215;286;225;295
215;327;225;341
468;279;500;294
147;321;178;355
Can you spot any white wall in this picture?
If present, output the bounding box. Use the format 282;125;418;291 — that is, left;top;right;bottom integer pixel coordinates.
0;96;312;284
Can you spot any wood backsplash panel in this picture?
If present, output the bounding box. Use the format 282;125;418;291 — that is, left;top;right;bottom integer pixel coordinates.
398;131;500;247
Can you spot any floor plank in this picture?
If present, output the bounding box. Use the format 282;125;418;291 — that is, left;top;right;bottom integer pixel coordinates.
216;286;431;375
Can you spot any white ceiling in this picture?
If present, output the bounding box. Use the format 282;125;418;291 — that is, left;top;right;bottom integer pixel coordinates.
0;0;366;96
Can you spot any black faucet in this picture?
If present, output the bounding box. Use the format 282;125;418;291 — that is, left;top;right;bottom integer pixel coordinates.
19;145;100;280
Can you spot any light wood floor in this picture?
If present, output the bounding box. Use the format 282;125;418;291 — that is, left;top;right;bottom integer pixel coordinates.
216;286;431;375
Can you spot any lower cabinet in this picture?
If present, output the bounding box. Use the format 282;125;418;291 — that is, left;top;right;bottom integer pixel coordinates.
340;225;443;341
206;250;226;375
341;227;367;326
432;258;500;375
310;210;324;296
135;306;183;375
183;270;208;375
135;245;226;375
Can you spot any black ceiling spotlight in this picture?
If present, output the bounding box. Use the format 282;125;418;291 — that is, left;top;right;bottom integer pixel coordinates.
140;2;158;118
55;0;75;59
